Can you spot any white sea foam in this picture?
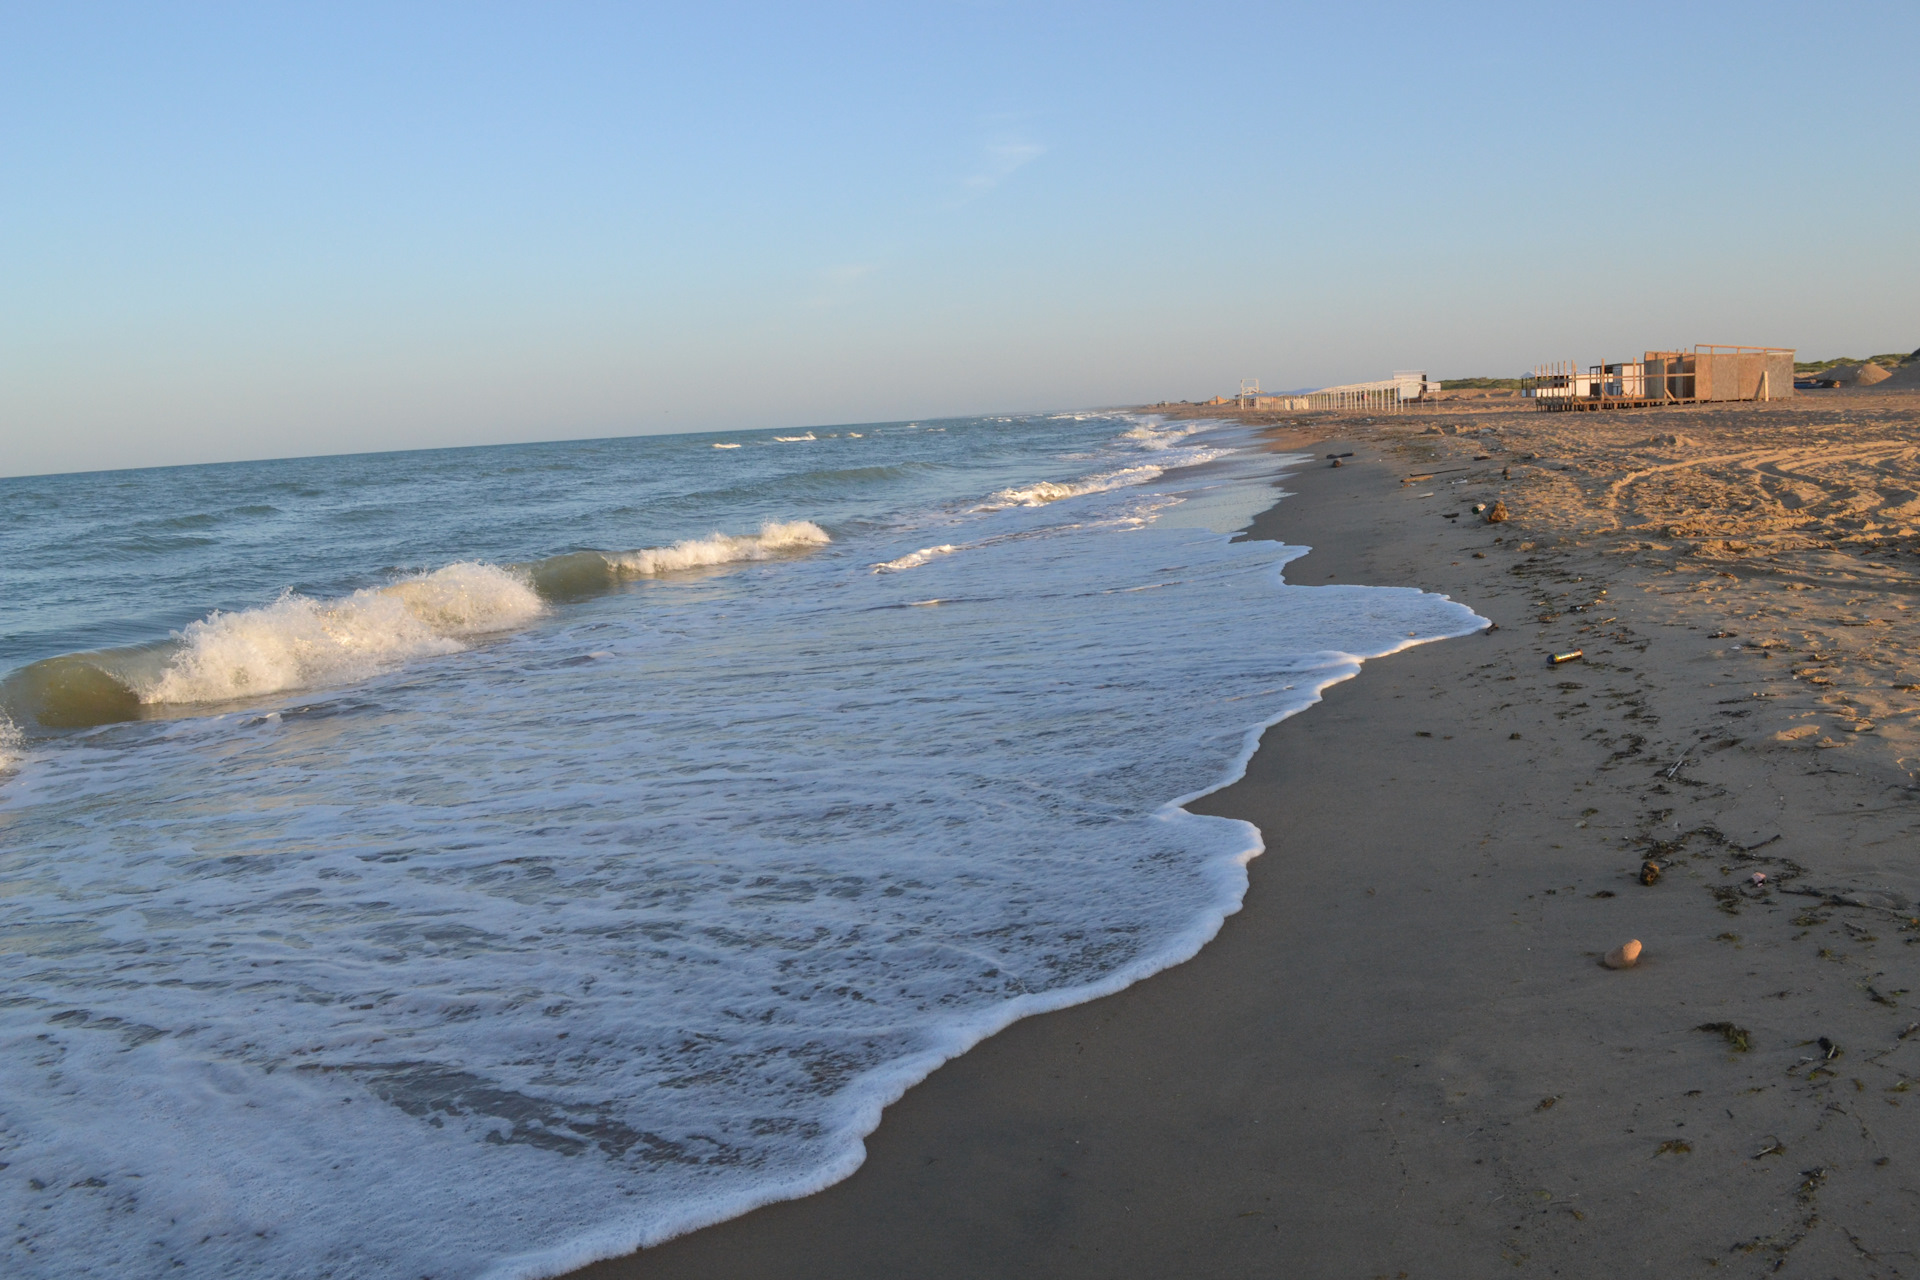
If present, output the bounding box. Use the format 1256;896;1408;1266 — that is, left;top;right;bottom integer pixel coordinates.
603;521;829;576
140;562;544;706
1122;419;1215;448
0;716;22;770
711;443;740;449
871;544;959;573
979;464;1164;510
772;432;816;442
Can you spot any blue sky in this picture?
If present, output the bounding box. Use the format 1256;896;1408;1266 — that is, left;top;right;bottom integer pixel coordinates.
3;1;1916;475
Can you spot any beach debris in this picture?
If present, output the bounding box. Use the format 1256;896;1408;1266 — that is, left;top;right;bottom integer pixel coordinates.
1471;502;1487;514
1484;501;1510;523
1639;861;1663;886
1330;458;1342;467
1697;1021;1752;1052
1665;754;1688;778
1819;1036;1840;1060
1652;1138;1692;1156
1750;872;1768;886
1603;939;1643;969
1325;452;1353;459
1549;649;1584;665
1786;885;1911;913
1752;1138;1787;1159
1591;890;1615;898
1535;1096;1559;1111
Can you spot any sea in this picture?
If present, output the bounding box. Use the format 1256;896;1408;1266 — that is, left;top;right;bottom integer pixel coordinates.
0;413;1483;1278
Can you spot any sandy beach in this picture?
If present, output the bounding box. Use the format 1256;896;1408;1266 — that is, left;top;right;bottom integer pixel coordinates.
578;393;1920;1279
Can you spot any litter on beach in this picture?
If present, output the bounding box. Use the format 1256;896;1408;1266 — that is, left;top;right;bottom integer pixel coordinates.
1550;649;1583;664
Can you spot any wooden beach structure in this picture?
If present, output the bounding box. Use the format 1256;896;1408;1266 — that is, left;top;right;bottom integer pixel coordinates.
1524;344;1794;411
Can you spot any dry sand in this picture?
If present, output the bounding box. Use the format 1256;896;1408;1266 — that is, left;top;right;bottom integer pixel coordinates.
574;395;1920;1279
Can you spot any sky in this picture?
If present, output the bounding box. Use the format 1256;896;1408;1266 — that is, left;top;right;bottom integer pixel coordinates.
3;1;1916;476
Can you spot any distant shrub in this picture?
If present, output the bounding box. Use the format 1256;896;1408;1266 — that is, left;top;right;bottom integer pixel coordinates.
1796;351;1916;372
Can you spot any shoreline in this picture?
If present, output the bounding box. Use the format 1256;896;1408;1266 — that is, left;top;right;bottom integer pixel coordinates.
576;403;1920;1278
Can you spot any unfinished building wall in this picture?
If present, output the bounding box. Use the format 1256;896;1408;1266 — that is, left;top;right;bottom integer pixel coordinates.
1764;350;1794;399
1697;352;1795;401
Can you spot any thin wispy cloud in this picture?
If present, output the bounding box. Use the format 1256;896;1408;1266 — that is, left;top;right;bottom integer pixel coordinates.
964;137;1045;194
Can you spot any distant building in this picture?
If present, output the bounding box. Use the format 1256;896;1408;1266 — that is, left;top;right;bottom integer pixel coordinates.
1296;370;1441;412
1525;345;1793;410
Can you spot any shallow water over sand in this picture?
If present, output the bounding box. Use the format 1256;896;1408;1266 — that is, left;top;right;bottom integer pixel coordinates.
0;417;1482;1278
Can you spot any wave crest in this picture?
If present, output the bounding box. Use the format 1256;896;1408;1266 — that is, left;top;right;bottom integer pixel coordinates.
602;521;829;577
979;465;1163;510
1122;421;1213;449
143;562;544;706
2;524;832;729
872;544;959;573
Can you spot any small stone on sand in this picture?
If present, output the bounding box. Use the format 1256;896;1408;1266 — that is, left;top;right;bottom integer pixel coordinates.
1603;939;1643;969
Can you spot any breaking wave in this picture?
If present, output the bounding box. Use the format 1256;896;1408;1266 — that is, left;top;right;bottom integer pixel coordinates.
519;521;829;600
1123;420;1215;448
872;544;959;573
0;564;544;729
979;465;1164;510
0;523;830;730
143;562;544;706
0;717;22;771
601;521;829;576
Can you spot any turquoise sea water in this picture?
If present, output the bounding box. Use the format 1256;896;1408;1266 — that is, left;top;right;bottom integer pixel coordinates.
0;415;1482;1278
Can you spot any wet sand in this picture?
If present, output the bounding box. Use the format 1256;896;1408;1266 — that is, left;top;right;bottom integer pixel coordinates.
575;396;1920;1278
